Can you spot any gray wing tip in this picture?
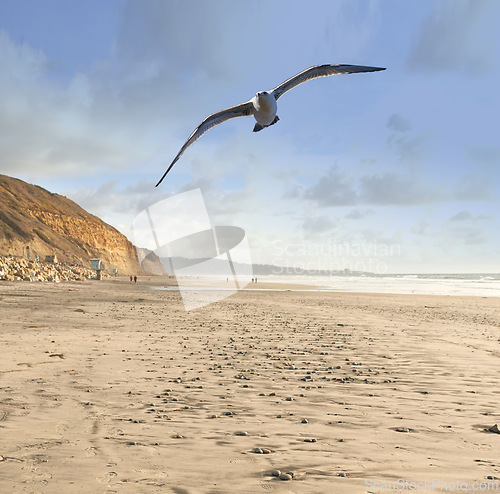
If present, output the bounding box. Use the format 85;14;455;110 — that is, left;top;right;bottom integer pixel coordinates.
339;64;386;71
355;65;386;71
155;157;179;186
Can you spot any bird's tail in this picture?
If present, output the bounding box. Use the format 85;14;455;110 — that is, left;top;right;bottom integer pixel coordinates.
253;116;280;133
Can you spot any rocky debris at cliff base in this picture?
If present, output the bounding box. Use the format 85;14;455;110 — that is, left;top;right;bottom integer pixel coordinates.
0;256;107;282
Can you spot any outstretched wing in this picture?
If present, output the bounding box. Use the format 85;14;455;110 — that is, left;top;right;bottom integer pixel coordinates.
156;101;254;186
271;64;386;101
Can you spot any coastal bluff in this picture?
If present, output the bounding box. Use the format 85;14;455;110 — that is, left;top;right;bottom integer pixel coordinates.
0;174;142;277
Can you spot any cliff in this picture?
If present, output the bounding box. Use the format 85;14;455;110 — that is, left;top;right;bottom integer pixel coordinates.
0;174;143;276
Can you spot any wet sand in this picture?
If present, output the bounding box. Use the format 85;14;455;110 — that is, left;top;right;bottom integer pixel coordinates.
1;277;499;493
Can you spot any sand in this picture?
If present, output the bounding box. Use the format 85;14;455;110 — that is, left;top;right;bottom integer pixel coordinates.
1;277;499;494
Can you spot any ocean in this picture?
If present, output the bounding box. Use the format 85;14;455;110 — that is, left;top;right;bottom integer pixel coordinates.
254;273;500;297
159;272;500;298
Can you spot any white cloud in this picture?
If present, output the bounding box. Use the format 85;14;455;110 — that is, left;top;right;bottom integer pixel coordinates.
0;29;164;178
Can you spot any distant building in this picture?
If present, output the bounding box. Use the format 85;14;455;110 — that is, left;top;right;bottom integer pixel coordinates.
45;254;58;263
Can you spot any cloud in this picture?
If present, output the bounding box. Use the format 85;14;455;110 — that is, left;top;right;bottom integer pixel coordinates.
387;114;412;133
299;164;446;208
388;132;434;166
385;114;434;167
411;219;430;236
441;209;492;246
302;215;336;234
453;173;494;201
115;0;261;84
359;171;442;205
303;166;357;207
345;209;375;220
448;210;489;222
449;210;474;222
445;224;488;245
0;29;165;178
465;145;500;167
408;0;496;73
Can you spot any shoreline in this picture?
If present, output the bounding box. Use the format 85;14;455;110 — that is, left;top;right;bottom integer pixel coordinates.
1;278;499;493
2;270;499;298
117;274;500;298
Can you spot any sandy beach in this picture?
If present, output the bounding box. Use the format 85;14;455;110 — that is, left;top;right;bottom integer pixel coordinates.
1;277;499;494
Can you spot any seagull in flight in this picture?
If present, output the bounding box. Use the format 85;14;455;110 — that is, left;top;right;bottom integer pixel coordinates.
156;64;385;186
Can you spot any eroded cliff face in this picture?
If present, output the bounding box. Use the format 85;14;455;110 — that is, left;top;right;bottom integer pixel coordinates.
0;174;143;275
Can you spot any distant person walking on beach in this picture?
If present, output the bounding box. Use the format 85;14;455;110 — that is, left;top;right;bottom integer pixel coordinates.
134;275;137;284
130;275;133;283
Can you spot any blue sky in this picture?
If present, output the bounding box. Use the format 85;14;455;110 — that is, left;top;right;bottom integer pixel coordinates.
1;0;499;273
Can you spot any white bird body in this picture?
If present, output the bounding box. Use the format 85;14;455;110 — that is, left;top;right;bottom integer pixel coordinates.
156;63;386;186
252;91;278;126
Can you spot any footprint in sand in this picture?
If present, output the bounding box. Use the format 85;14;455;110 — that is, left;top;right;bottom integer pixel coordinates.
229;455;257;464
85;446;98;457
97;471;118;483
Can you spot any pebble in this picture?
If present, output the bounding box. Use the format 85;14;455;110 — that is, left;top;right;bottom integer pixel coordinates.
271;469;281;477
304;438;317;442
338;472;347;477
488;424;500;434
279;473;292;481
301;418;309;424
253;447;271;454
235;431;249;436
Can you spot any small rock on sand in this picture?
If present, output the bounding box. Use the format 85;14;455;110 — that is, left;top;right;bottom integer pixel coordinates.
253;447;271;454
394;427;410;433
487;424;500;434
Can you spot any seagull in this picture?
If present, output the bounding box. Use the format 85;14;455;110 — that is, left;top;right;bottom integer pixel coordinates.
156;64;385;186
